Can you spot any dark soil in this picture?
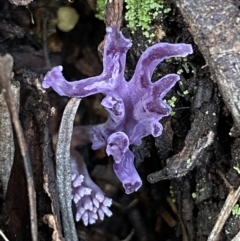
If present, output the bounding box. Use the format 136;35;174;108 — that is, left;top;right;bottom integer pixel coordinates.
0;0;240;241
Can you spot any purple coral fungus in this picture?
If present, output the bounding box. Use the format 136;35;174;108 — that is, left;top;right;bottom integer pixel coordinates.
71;149;112;225
43;25;192;196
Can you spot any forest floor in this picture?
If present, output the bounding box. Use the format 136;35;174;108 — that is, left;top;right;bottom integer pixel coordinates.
0;0;240;241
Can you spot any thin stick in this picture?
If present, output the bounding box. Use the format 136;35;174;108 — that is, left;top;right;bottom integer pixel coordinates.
0;54;37;241
0;229;9;241
207;173;240;241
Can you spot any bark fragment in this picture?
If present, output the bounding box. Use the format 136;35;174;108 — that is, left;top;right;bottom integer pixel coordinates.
176;0;240;130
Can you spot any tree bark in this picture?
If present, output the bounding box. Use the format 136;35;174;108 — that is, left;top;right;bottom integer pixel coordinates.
176;0;240;130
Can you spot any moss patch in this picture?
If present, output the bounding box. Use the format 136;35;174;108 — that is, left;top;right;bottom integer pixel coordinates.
125;0;170;37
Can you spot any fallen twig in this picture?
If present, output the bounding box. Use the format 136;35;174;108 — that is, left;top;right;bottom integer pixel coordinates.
120;229;134;241
148;131;214;182
0;229;9;241
166;196;189;241
207;171;240;241
0;54;37;241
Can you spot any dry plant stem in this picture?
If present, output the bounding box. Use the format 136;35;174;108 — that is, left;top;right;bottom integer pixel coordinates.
120;229;134;241
98;0;123;55
166;196;189;241
56;98;81;241
207;179;240;241
216;169;233;190
160;210;176;228
105;0;123;28
0;54;37;241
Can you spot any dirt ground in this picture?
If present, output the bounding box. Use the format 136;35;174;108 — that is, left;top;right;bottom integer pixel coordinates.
1;0;240;240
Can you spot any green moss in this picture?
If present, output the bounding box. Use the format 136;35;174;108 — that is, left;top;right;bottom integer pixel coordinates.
170;111;176;116
186;158;191;164
191;193;197;199
125;0;166;37
167;96;177;108
232;204;240;218
177;69;184;75
95;0;169;37
95;0;107;20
